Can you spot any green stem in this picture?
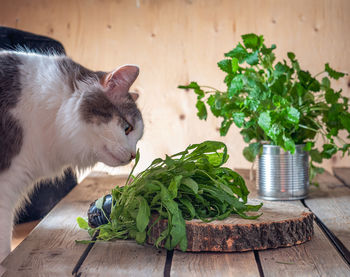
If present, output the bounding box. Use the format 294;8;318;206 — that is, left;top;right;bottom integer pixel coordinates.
313;70;325;79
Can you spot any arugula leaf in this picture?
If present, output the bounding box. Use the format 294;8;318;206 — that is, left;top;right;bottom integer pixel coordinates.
79;141;262;251
77;217;89;230
136;197;150;232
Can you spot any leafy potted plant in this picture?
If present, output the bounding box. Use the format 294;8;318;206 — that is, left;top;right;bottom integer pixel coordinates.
179;33;350;199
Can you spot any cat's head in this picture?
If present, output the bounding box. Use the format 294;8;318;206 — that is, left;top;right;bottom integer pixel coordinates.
74;65;144;167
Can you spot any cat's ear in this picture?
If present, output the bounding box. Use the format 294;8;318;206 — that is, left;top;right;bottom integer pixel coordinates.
102;65;139;95
130;92;139;101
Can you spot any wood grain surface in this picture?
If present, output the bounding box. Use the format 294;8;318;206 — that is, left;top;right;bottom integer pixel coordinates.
333;167;350;188
1;173;123;276
1;0;349;177
170;251;260;277
305;171;350;250
3;170;350;276
79;240;166;277
236;169;350;277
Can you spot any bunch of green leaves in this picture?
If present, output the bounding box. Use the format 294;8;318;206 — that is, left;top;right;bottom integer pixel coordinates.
179;33;350;183
77;141;262;251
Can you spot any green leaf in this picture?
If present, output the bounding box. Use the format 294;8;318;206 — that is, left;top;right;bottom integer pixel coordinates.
298;70;312;85
246;51;259;65
76;217;89;230
341;115;350;132
95;195;105;210
231;57;239;72
287;52;295;61
321;77;330;88
220;119;233;136
325;63;346;80
308;78;320;92
258;111;271;133
303;142;314;152
168;175;182;199
283;135;296;153
321;144;337;159
325;89;339;104
243;142;261;162
136;197;150;232
310;149;322;163
224;43;248;63
178;82;205;99
135;231;146;244
232;112;245;128
241;33;263;50
217;59;232;73
196;100;207;120
179;198;196;219
286;107;300;124
181;178;199;194
228;75;244;97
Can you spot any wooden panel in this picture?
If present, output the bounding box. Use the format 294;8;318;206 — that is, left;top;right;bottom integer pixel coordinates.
258;225;350;277
79;240;166;277
0;0;349;176
235;169;350;276
304;171;350;250
334;167;350;188
1;174;123;276
171;251;260;277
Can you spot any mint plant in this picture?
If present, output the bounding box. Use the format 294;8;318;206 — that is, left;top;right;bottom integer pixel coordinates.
179;33;350;183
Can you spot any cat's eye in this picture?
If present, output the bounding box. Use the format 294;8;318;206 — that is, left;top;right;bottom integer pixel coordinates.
124;123;133;135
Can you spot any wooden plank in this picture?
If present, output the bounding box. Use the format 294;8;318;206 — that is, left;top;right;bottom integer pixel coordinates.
258;225;350;277
1;0;350;177
68;174;167;277
11;220;40;250
171;251;260;277
305;171;350;250
79;240;166;277
236;169;350;276
1;174;127;276
334;167;350;188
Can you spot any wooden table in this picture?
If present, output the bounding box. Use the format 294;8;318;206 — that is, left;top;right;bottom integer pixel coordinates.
2;168;350;277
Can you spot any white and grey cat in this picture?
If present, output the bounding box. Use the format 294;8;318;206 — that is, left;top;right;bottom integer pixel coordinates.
0;51;144;263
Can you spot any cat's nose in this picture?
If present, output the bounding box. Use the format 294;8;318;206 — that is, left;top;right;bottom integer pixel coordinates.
130;153;136;160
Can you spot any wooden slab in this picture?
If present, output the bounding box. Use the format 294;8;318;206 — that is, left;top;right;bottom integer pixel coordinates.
235;169;350;276
148;201;313;252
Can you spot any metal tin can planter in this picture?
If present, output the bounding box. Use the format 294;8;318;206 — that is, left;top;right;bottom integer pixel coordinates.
257;144;309;200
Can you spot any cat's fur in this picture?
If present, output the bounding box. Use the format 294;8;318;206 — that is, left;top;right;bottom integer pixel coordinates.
0;51;144;263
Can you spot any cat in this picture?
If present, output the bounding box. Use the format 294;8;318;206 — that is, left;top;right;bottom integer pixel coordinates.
0;50;144;264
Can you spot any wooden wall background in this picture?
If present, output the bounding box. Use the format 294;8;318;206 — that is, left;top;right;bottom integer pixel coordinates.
1;0;350;176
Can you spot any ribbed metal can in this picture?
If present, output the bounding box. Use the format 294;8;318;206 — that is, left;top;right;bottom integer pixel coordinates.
257;144;309;200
